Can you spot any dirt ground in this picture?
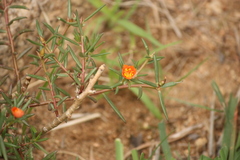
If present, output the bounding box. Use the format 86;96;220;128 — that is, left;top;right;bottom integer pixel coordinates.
1;0;240;160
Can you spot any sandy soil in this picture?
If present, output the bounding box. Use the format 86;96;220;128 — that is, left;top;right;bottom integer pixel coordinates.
1;0;240;160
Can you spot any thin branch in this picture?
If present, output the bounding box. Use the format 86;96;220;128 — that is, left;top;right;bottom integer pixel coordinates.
3;0;20;82
80;32;86;93
133;52;155;79
29;97;74;108
38;51;59;117
91;83;154;95
28;83;154;108
42;64;105;133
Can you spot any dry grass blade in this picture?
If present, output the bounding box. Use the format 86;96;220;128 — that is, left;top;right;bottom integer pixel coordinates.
57;150;86;160
208;91;216;157
158;0;182;38
50;113;101;131
36;1;51;25
42;64;105;133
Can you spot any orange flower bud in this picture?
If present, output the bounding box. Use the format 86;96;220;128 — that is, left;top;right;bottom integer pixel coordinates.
122;65;137;80
11;107;24;118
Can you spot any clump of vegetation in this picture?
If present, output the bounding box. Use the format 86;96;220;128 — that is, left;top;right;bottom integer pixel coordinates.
0;0;239;159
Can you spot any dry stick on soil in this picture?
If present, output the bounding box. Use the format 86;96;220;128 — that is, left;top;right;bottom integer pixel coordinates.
37;1;51;25
208;91;216;157
158;0;182;38
42;64;105;133
124;123;203;159
57;150;86;160
233;26;240;58
50;113;101;131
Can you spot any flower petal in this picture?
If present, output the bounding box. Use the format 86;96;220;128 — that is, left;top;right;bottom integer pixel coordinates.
122;65;137;79
11;107;24;118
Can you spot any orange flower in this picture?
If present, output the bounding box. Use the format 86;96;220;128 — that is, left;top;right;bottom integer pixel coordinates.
11;107;24;118
122;65;137;79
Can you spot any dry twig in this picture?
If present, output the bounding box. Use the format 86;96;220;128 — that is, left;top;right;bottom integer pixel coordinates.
158;0;182;38
124;123;203;159
42;64;105;133
57;150;86;160
50;113;101;131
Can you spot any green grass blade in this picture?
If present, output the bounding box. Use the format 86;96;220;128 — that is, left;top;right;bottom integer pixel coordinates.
91;52;110;57
74;10;83;36
84;4;106;22
68;45;82;69
67;0;72;18
130;88;162;120
103;93;125;122
42;151;57;160
161;81;182;88
57;17;78;26
223;95;238;159
117;19;162;47
136;79;157;88
211;81;226;108
88;1;163;47
88;0;119;21
158;90;168;120
56;33;79;46
117;52;124;67
219;146;229;160
0;91;13;105
199;155;212;160
177;57;208;82
17;46;32;60
115;138;124;160
85;33;103;55
124;0;140;20
109;68;121;76
27;39;44;46
0;29;6;33
235;132;240;155
84;67;97;83
13;29;34;40
8;5;28;10
188;143;191;160
141;38;150;55
0;135;8;160
0;109;6;130
171;98;223;112
33;142;48;154
153;54;160;84
28;74;47;81
158;122;172;160
131;149;139;160
140;153;146;160
57;87;71;97
137;87;143;99
8;16;27;26
36;20;43;37
43;22;55;33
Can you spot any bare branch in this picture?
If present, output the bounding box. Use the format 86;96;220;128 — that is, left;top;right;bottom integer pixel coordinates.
42;64;105;133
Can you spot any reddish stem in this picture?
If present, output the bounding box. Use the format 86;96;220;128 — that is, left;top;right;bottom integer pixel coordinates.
3;0;20;82
91;83;154;95
28;83;154;108
29;97;74;108
79;20;86;93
